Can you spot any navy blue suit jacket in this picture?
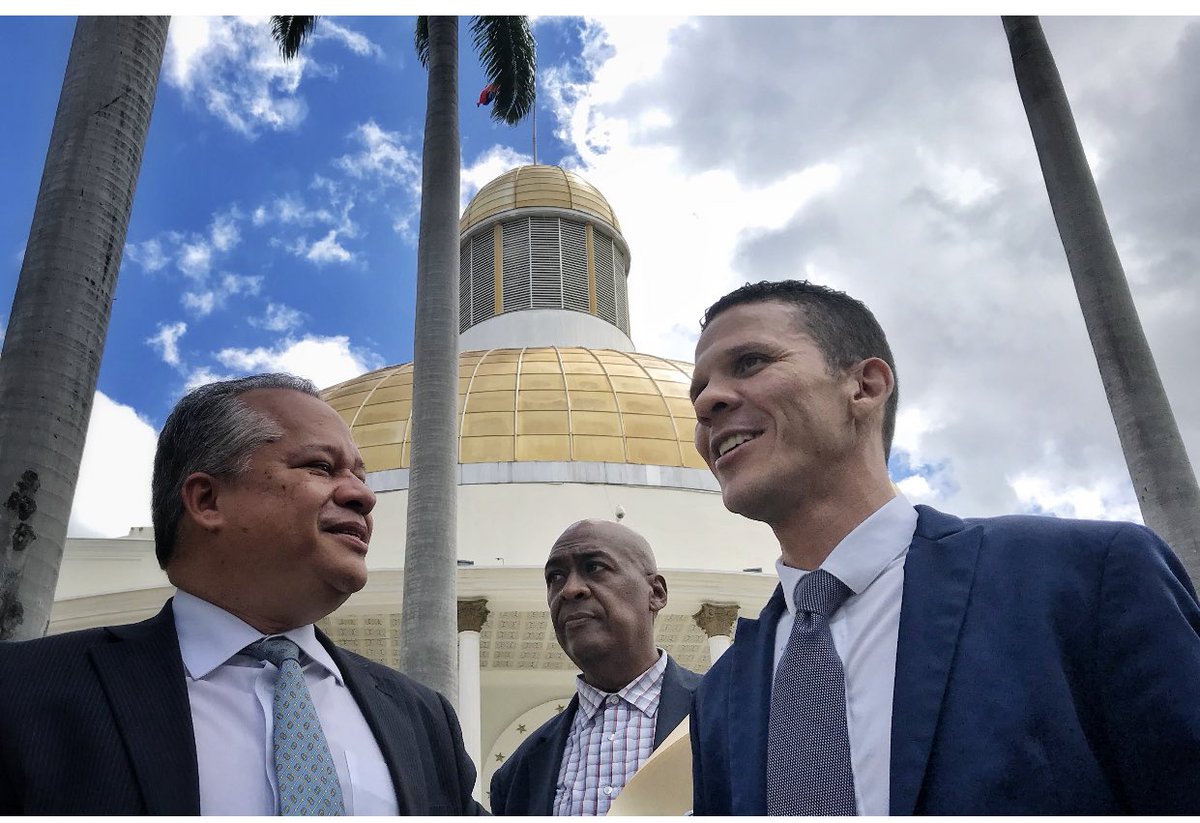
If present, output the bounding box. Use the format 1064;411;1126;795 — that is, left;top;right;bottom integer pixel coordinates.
0;600;483;815
490;655;701;815
692;505;1200;814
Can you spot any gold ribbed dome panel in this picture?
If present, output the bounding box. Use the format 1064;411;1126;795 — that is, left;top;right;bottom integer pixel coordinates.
322;348;704;473
459;165;622;235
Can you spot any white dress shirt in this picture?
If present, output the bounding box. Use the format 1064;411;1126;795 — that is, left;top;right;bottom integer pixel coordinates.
772;494;918;816
173;590;398;815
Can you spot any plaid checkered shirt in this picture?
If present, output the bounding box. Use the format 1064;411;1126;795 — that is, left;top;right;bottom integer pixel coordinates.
553;651;670;816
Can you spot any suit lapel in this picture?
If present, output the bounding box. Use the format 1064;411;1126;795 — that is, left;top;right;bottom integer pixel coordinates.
506;691;576;815
653;657;690;749
321;634;421;815
527;696;578;814
88;601;200;815
889;506;982;815
729;585;785;815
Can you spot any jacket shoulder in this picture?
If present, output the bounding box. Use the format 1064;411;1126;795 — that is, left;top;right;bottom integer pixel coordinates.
666;656;703;690
502;703;573;766
333;646;449;708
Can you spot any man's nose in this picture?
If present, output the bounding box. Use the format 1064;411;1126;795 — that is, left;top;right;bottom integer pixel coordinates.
337;472;377;514
561;570;589;599
693;377;736;424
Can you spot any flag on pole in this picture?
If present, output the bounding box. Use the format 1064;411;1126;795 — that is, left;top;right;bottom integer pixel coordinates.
477;82;499;107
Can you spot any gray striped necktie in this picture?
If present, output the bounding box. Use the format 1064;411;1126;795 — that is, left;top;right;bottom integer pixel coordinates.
244;636;345;816
767;569;857;815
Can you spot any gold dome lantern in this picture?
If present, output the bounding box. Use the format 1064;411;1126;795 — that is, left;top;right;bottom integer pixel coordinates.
459;164;622;236
323;347;705;472
458;165;633;341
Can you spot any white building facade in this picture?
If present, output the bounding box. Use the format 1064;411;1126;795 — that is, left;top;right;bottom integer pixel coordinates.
51;165;780;804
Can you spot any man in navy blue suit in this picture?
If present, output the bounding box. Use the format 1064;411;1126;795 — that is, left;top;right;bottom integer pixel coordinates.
687;280;1200;814
0;373;482;815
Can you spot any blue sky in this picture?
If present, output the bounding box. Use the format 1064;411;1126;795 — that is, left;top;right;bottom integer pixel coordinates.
3;15;1199;538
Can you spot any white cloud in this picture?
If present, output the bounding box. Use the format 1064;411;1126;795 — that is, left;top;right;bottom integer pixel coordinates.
251;302;305;332
146;321;188;367
896;474;938;503
336;120;420;189
67;391;157;538
183;365;237;393
315;19;384;59
462;145;533;210
210;210;241;252
177;241;212;279
181;291;216;316
1009;472;1143;523
125;238;169;273
182;272;262;317
256;192;334;228
213;334;384;390
304;230;354;265
164;16;309;138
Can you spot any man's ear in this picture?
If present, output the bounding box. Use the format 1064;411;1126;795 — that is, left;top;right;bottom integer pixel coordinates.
850;357;894;420
180;472;225;533
649;574;668;615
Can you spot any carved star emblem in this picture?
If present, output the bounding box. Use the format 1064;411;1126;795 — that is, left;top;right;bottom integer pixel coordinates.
495;753;506;762
517;724;527;733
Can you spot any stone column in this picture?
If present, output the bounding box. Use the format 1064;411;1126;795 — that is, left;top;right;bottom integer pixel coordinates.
693;603;739;664
458;598;490;802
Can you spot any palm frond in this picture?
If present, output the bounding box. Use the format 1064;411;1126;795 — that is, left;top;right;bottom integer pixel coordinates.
270;15;318;59
470;16;536;126
414;16;430;68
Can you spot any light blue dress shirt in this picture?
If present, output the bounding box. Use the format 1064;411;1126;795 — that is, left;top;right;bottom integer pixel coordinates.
173;590;398;815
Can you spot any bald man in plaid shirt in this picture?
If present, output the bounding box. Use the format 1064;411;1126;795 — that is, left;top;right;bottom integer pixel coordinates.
489;520;701;815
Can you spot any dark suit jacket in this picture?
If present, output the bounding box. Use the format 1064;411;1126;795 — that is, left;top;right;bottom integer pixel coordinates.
692;505;1200;815
0;599;483;815
490;654;700;815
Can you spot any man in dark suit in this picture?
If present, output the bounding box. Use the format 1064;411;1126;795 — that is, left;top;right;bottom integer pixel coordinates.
687;280;1200;814
0;373;483;815
489;519;701;815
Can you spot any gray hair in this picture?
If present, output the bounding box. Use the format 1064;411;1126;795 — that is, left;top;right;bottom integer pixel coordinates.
152;373;320;568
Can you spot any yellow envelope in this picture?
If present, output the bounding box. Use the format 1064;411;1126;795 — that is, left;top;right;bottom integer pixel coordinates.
607;716;692;816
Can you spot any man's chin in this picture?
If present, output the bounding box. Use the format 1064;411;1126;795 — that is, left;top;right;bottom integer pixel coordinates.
720;484;773;523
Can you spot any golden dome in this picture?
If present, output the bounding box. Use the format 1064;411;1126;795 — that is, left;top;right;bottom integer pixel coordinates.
459;165;622;236
323;347;705;473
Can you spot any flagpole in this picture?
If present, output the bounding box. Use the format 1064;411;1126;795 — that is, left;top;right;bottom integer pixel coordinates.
532;40;538;164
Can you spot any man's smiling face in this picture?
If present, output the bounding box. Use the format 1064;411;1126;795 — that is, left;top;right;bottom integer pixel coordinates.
690;300;859;526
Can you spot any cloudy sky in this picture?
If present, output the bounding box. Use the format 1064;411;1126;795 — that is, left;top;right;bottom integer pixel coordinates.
2;14;1197;539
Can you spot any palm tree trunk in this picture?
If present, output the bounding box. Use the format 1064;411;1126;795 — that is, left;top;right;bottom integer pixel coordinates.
0;16;170;641
1003;16;1200;581
400;16;461;700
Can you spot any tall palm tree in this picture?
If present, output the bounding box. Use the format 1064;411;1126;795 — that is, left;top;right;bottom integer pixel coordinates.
0;17;171;642
271;16;534;700
1002;16;1200;581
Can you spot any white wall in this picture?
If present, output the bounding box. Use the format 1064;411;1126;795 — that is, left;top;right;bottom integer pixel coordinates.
460;309;635;352
365;481;779;573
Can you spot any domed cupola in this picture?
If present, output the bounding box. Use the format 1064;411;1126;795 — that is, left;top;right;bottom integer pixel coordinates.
457;164;633;351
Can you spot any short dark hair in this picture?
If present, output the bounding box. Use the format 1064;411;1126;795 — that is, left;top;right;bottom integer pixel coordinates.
151;373;320;568
701;280;899;460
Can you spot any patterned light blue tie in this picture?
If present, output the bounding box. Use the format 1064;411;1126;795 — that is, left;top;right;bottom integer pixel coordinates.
245;637;345;816
767;569;857;815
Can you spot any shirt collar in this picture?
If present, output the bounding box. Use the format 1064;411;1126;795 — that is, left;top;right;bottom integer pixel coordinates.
575;649;669;721
775;493;918;616
172;589;343;685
